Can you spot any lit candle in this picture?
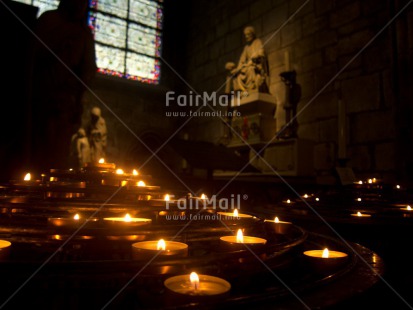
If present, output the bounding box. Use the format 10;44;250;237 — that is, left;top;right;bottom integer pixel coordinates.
104;213;152;227
401;205;412;211
220;229;266;251
132;169;139;176
132;239;188;260
264;216;292;234
217;209;255;222
137;181;146;187
116;168;124;175
0;240;11;261
303;248;348;273
350;211;371;218
164;272;231;305
85;158;116;170
282;199;295;205
48;214;98;228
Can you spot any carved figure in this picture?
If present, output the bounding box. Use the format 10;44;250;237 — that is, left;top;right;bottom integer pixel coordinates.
87;107;107;162
225;26;269;95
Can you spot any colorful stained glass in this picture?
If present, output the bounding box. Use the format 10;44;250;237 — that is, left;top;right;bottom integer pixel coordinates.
92;0;128;19
129;0;162;29
126;52;159;81
127;23;159;57
93;13;127;48
95;44;126;73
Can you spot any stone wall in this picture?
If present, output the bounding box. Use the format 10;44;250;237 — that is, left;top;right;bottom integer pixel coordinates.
181;0;413;180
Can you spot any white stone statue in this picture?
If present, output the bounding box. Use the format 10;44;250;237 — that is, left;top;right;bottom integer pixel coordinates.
87;107;107;162
225;26;269;95
70;128;91;167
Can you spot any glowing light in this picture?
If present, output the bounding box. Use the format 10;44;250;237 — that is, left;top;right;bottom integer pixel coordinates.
357;211;362;217
286;199;291;204
358;180;363;184
396;185;401;189
164;194;170;201
315;197;320;201
24;173;31;181
274;217;279;223
99;158;105;164
121;180;127;187
124;214;132;222
190;272;199;290
200;194;207;199
73;214;80;220
236;229;244;243
322;248;329;258
157;239;166;251
132;169;139;176
357;198;362;202
407;205;412;211
233;209;239;217
368;179;373;184
303;194;309;198
116;168;124;175
137;181;146;187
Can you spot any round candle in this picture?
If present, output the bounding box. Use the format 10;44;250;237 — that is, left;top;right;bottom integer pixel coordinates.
132;239;188;260
401;205;412;211
350;211;371;218
217;209;255;224
303;248;348;272
264;217;292;234
48;214;98;228
0;240;11;261
164;272;230;305
220;229;266;251
104;213;152;227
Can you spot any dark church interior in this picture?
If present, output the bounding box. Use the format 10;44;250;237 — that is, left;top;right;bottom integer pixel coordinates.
1;0;413;309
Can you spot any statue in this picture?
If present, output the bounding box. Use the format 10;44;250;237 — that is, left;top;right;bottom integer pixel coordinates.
87;107;107;163
70;128;91;168
225;26;269;95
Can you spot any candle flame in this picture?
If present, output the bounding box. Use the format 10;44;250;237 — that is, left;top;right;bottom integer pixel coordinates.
120;180;127;187
99;158;105;164
157;239;166;251
322;248;329;258
233;209;239;217
407;205;412;211
274;217;279;223
137;181;146;187
200;193;206;199
368;179;373;184
116;168;124;175
358;180;363;184
396;185;401;189
124;213;132;222
73;214;80;220
357;211;362;217
286;199;291;204
164;194;170;201
303;194;308;198
132;169;139;176
190;272;199;290
315;197;320;201
236;229;244;243
24;173;31;181
357;198;362;202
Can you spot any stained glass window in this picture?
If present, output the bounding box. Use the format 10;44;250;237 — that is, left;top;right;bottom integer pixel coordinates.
14;0;163;84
